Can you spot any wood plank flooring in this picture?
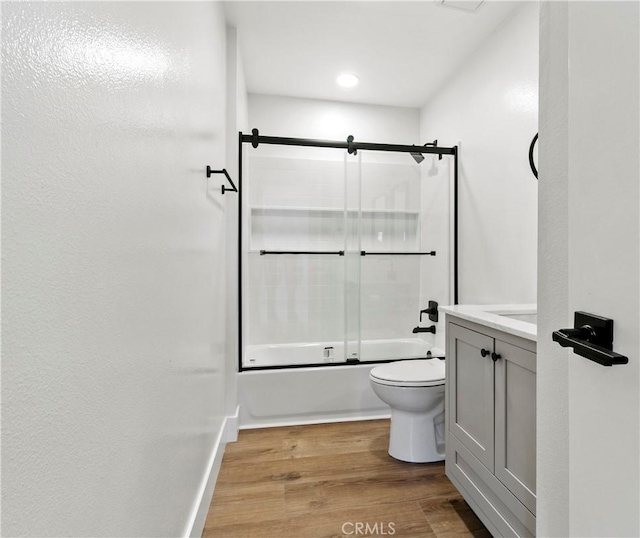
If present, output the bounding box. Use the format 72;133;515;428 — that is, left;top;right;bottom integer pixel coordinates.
203;419;491;538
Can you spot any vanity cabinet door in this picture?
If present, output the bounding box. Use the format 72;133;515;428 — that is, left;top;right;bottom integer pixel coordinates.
494;339;537;515
448;323;495;472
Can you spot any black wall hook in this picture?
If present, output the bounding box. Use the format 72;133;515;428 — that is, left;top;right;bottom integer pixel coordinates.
251;128;260;148
206;166;238;195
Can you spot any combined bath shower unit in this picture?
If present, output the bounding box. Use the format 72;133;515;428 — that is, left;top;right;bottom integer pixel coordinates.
237;128;459;371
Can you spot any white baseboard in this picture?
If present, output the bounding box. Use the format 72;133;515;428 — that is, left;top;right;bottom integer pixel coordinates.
183;407;240;538
222;405;240;442
239;411;390;430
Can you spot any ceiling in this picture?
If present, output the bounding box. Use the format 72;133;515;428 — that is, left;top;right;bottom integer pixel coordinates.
224;1;525;109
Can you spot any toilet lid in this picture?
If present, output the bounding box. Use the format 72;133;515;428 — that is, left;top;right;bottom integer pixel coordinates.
370;359;445;387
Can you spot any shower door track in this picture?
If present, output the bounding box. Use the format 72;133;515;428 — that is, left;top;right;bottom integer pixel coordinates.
237;129;459;372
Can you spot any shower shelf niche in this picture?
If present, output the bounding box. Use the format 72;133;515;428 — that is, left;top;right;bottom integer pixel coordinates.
249;205;420;252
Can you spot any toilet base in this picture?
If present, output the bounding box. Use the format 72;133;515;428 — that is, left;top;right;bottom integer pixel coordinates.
388;407;445;463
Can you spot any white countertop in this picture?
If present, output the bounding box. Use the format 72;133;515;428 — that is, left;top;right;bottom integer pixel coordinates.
440;304;537;341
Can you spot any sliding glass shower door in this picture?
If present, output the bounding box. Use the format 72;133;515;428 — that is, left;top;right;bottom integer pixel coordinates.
358;153;422;361
243;144;354;367
241;139;452;369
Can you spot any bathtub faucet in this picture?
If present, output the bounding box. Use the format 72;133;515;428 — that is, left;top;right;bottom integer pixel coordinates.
413;325;436;334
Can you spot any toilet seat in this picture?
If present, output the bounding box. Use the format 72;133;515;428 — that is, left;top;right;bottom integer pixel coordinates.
370;359;445;387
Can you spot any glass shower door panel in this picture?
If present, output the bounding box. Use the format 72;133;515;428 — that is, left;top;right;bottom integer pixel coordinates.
358;154;426;362
243;146;349;368
344;154;361;363
360;255;424;360
245;254;346;365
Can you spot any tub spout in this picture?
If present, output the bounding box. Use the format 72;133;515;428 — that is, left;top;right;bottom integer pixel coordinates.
413;325;436;334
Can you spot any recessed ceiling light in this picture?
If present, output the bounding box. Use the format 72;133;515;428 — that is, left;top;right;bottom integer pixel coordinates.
337;74;359;88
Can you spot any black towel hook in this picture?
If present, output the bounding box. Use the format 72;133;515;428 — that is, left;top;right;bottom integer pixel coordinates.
206;166;238;195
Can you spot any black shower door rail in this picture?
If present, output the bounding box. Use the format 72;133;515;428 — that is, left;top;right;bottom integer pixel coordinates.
240;128;456;157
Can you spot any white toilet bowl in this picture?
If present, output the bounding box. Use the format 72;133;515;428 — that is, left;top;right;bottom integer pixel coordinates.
369;359;446;463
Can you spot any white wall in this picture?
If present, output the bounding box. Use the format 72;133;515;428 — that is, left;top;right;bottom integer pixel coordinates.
223;26;248;428
537;2;569;535
248;93;419;144
2;3;231;536
420;2;539;306
538;2;640;536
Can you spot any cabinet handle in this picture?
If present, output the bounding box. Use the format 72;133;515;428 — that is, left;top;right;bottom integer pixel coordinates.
491;352;501;362
480;349;490;357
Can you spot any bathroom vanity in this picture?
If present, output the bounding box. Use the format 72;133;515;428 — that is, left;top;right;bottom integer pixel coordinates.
441;305;536;538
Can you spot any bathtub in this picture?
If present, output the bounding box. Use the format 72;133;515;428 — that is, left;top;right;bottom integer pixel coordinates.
244;338;442;367
238;338;444;428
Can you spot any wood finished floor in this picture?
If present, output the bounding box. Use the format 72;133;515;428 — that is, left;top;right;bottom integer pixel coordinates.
203;420;491;538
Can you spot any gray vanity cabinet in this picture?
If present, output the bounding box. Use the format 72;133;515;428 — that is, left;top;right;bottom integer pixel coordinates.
446;316;536;538
494;339;536;516
447;323;495;471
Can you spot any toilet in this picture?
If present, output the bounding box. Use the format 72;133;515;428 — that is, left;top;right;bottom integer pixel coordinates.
369;359;446;463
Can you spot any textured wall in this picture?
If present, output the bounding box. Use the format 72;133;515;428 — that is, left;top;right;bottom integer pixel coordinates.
539;2;640;535
537;2;569;535
2;3;228;536
420;2;539;305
